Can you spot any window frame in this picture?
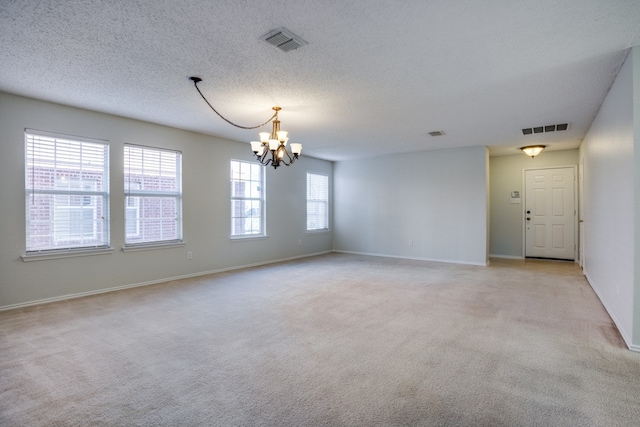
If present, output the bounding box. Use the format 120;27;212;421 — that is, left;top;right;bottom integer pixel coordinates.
230;159;266;239
123;143;183;249
24;129;111;258
306;172;330;232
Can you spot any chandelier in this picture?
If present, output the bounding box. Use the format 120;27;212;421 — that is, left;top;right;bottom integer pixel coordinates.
189;77;302;169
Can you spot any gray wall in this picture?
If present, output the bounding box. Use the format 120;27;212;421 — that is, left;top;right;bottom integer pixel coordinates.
333;146;489;265
0;92;333;309
490;150;579;258
580;47;638;350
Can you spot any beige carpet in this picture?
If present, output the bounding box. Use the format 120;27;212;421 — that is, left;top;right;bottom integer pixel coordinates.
1;253;639;426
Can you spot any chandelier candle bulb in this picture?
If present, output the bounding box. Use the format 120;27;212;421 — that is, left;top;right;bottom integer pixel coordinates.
277;131;288;141
259;132;270;143
268;139;280;151
291;143;302;155
250;141;262;153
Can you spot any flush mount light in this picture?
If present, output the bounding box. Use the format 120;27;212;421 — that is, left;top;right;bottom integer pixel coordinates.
189;77;301;169
521;145;546;158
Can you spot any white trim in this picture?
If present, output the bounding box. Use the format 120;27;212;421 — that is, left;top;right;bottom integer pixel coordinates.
25;128;108;145
305;229;331;235
332;250;489;266
1;251;332;312
121;241;185;252
22;247;114;262
229;235;269;242
584;272;637;352
489;254;525;260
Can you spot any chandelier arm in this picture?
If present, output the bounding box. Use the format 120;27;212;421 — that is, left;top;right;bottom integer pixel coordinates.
190;77;277;130
280;151;293;166
256;150;273;167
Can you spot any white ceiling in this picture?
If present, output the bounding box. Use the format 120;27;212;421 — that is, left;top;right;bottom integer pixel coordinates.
1;0;639;161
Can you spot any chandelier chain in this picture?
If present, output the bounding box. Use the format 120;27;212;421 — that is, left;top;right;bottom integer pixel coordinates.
190;77;277;130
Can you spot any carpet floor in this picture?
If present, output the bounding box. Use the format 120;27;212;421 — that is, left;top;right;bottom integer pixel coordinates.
1;253;639;426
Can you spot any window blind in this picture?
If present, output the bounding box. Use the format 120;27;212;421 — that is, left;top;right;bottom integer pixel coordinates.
124;144;182;245
230;160;264;237
307;173;329;231
25;130;109;252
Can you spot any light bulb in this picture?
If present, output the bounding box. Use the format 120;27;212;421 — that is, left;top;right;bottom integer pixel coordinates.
276;131;288;141
250;141;262;153
259;132;270;143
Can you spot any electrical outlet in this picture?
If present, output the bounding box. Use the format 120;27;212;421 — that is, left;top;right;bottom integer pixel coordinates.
409;240;413;247
298;239;302;246
187;251;192;260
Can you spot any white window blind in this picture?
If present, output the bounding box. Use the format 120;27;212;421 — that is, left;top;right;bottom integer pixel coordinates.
230;160;264;237
124;144;182;246
307;173;329;231
25;130;110;252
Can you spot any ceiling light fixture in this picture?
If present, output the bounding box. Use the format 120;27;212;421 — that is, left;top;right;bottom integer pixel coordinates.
520;145;546;158
189;77;302;169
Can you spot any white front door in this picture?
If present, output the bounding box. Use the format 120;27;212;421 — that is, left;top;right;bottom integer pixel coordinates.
525;167;576;260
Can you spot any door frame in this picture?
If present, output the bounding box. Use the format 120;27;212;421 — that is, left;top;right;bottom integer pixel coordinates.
579;159;585;269
521;165;578;261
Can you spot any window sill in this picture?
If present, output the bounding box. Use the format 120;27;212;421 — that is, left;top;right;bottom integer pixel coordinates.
121;241;185;252
22;247;114;262
306;229;331;235
230;235;269;242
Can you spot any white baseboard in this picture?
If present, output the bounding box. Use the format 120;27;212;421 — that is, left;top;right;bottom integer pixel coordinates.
332;250;489;266
0;251;333;312
583;272;637;352
489;254;524;260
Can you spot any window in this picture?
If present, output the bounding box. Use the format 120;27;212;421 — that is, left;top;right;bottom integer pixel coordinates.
124;144;182;246
25;130;109;253
230;160;264;237
307;173;329;231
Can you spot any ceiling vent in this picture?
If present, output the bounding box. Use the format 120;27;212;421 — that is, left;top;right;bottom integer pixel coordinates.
428;131;446;137
261;28;307;52
522;123;569;136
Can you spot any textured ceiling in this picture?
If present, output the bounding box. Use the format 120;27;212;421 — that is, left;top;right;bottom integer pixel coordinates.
1;0;640;160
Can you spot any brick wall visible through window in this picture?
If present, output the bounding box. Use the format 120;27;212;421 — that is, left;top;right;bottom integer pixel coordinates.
124;144;182;246
25;130;110;252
